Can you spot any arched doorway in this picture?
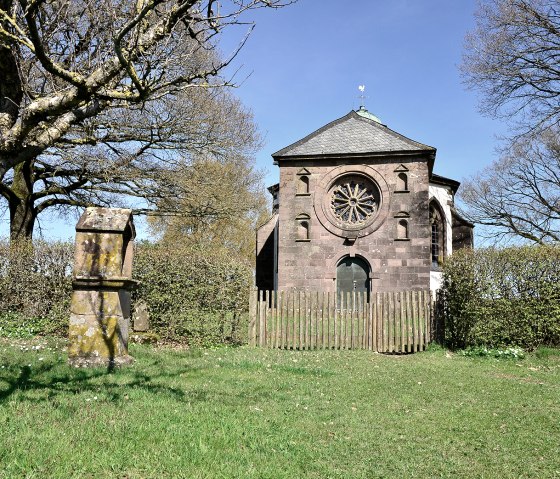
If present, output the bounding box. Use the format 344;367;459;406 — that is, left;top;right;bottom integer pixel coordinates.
336;256;370;296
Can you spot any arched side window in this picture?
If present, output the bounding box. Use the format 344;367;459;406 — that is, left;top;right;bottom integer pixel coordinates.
394;211;410;241
298;220;309;240
397;172;408;192
295;213;310;241
397;219;409;240
394;165;409;194
429;201;446;268
298;175;310;195
296;168;311;196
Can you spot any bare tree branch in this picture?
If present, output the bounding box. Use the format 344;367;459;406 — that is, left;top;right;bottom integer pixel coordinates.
0;0;292;241
459;129;560;243
462;0;560;136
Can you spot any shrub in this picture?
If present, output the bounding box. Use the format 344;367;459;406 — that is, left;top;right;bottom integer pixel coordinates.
0;239;253;347
438;245;560;350
132;242;252;346
0;239;73;337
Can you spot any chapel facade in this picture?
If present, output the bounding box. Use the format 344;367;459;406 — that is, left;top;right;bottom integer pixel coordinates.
256;107;473;295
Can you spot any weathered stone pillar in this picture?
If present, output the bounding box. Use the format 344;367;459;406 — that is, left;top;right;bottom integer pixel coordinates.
68;207;136;367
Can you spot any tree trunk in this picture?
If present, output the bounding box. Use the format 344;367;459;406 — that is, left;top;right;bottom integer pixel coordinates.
9;198;36;243
9;161;36;244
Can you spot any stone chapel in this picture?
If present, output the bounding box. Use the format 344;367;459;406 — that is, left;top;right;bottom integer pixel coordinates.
255;107;473;295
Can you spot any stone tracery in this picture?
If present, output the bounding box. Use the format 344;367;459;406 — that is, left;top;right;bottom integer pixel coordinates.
330;176;377;225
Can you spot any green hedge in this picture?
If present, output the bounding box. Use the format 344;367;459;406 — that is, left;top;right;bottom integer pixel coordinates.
437;245;560;350
132;242;252;346
0;240;73;338
0;239;252;346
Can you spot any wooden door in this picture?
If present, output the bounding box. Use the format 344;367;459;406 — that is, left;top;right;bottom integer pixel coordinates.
336;257;369;295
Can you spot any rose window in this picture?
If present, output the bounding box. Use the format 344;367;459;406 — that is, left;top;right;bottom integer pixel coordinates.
330;177;378;225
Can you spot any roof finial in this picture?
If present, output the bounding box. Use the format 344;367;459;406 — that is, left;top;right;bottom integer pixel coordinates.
358;84;366;109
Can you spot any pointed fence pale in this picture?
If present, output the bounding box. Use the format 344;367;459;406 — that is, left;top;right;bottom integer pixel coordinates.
249;290;432;352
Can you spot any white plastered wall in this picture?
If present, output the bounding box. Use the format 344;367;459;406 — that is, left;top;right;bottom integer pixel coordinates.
428;183;454;295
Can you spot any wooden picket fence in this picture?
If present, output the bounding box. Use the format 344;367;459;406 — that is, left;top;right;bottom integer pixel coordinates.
248;290;432;353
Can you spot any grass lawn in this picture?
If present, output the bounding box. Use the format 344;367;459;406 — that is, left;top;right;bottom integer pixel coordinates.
1;339;559;479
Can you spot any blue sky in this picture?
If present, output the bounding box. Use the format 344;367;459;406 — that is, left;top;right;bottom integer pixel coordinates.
0;0;506;241
222;0;506;187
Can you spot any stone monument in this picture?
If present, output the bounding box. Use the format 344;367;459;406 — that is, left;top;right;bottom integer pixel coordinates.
132;300;150;332
68;207;136;367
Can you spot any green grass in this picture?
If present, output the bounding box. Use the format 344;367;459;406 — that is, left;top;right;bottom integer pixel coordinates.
1;339;560;478
535;346;560;361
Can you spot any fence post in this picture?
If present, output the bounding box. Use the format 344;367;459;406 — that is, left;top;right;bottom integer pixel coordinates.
248;287;257;347
399;292;406;353
264;289;270;348
413;291;420;352
376;292;382;352
273;290;279;349
423;291;429;350
293;290;298;349
258;290;266;347
406;290;412;353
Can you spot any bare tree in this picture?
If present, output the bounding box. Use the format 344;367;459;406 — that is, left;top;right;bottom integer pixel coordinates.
459;129;560;244
461;0;560;243
462;0;560;135
1;84;263;239
0;0;290;242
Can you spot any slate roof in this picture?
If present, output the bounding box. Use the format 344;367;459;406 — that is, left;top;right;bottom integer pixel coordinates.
272;110;436;159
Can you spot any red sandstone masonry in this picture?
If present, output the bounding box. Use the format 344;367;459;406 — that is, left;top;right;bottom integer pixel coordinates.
276;157;430;293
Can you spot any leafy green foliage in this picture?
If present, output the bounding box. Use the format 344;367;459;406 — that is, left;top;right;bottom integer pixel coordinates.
132;242;252;346
0;240;73;337
459;346;525;359
0;239;252;346
437;245;560;350
0;312;48;339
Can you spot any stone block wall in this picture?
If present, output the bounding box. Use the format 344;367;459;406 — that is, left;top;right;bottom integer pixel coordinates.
276;156;431;292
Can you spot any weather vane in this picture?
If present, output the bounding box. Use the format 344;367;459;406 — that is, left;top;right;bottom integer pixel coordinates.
358;84;366;108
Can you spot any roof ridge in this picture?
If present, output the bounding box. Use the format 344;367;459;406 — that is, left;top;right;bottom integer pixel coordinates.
355;112;435;152
272;110;435;159
272;111;355;158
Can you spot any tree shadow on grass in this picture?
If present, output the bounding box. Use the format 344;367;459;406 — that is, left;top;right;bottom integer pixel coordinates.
0;358;205;403
0;353;288;408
